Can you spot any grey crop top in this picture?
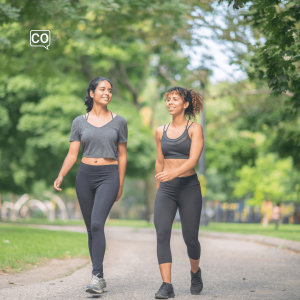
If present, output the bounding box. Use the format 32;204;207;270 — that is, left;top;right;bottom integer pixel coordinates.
69;112;128;160
161;121;193;159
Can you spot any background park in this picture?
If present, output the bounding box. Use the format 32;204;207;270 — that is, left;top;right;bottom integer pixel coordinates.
0;0;300;299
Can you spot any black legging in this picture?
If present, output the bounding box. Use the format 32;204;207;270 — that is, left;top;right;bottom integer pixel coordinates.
75;162;119;277
154;174;202;264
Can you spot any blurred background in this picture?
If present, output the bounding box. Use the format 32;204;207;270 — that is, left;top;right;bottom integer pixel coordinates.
1;0;300;230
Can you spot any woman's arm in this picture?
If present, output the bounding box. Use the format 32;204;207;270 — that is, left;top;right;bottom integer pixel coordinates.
155;124;204;182
53;141;81;191
116;142;127;201
155;126;165;190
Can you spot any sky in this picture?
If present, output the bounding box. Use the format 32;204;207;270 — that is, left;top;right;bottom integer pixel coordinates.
185;2;252;84
186;38;247;84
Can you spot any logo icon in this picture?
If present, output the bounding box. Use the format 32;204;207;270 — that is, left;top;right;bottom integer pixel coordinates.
30;30;51;50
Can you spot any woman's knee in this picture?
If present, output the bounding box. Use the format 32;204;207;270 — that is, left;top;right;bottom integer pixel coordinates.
91;221;104;233
184;236;199;249
155;227;171;243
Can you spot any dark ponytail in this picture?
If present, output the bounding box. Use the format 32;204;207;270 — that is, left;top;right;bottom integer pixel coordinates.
164;87;203;119
84;77;113;112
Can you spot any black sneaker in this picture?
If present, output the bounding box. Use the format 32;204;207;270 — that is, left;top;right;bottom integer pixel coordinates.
190;267;203;295
155;282;175;299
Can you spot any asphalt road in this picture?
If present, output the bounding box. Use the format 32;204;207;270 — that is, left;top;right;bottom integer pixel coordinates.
1;227;299;300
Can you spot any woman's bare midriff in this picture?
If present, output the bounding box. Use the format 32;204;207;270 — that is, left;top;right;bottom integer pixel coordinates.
163;159;196;177
81;157;118;166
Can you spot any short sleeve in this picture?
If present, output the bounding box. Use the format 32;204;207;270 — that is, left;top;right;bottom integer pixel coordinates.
118;118;128;143
69;118;81;142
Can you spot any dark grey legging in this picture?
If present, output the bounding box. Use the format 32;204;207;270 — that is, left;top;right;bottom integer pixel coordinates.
75;162;119;277
154;174;202;264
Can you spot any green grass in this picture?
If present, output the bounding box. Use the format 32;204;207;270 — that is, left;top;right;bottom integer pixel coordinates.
0;224;89;272
2;219;300;242
2;218;85;226
199;222;300;242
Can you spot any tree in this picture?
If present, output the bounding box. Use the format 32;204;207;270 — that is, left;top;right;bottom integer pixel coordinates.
0;0;200;194
217;0;300;109
234;153;299;205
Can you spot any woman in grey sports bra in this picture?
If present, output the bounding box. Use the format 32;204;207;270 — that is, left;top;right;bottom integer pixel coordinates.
53;77;128;295
154;87;204;298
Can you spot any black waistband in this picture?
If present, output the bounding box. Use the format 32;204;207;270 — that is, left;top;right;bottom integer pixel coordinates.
78;162;118;172
161;173;199;187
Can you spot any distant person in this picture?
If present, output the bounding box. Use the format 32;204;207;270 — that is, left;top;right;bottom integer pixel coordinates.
53;77;127;295
272;203;281;230
154;87;204;298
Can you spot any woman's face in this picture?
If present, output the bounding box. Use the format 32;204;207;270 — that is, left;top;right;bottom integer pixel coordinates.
90;80;112;106
166;92;189;116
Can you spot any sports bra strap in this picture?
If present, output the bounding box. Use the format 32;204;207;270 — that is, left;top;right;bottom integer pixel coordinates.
85;112;89;121
187;121;194;129
110;111;113;119
163;123;170;132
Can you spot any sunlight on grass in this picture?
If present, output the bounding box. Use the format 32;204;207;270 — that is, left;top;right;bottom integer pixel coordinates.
0;224;89;271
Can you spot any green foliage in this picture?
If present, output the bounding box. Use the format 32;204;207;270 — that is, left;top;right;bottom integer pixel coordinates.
218;0;248;10
204;79;300;203
234;153;299;204
218;0;300;109
0;0;197;193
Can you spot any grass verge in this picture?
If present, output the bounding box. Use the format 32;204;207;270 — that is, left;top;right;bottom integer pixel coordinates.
199;222;300;242
0;224;89;272
2;219;300;242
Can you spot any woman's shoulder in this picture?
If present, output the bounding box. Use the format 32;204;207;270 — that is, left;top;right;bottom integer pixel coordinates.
156;125;165;133
72;115;85;125
188;121;202;130
115;114;127;124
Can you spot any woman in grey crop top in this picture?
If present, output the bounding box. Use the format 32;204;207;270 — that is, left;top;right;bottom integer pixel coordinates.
53;76;128;295
153;87;205;298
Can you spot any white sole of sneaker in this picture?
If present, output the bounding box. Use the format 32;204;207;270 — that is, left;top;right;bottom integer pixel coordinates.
86;287;107;294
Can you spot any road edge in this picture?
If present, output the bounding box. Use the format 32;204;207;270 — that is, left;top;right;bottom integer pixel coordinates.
199;230;300;253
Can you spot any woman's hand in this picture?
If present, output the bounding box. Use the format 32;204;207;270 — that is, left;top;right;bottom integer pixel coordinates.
115;186;123;202
155;171;176;182
53;176;63;191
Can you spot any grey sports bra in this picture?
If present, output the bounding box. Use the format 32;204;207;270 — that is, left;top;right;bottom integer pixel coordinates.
161;121;193;159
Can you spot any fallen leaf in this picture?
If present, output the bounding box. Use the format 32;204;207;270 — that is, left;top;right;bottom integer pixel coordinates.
243;278;246;280
8;280;17;285
5;266;11;269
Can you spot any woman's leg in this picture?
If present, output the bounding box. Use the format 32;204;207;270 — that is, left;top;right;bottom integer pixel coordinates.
178;184;202;268
75;169;95;263
154;185;178;283
90;179;119;276
75;164;119;278
178;184;203;294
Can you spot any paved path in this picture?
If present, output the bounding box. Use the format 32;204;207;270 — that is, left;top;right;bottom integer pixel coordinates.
1;226;299;300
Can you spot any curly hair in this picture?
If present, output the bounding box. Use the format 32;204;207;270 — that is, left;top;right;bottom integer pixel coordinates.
84;77;113;112
164;87;203;120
